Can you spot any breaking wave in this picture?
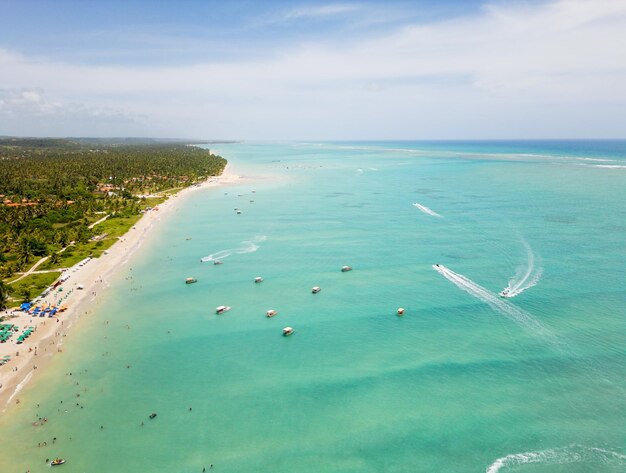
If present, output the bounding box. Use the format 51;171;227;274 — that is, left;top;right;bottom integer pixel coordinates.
500;240;542;298
486;444;626;472
200;235;266;263
591;164;626;169
432;264;555;341
412;202;442;218
575;157;616;162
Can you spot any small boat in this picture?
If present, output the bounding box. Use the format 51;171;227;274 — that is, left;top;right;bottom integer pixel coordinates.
254;277;263;283
311;286;321;294
216;306;231;315
236;210;242;214
149;412;157;419
266;309;278;318
499;288;510;298
51;458;65;466
213;260;223;265
282;327;294;336
397;307;405;316
185;277;197;284
341;266;353;272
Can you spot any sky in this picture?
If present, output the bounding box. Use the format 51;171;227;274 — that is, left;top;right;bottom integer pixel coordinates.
1;0;625;140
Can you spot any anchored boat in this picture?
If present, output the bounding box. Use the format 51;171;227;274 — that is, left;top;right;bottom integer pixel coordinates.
216;306;231;315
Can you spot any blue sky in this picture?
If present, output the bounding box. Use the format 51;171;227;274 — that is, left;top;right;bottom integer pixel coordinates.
1;0;625;139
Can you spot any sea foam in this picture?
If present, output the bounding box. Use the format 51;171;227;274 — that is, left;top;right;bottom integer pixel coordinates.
432;264;555;341
500;239;542;298
412;202;442;218
486;444;626;472
200;235;266;262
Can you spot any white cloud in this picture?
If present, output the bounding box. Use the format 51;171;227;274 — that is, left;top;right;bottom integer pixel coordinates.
1;0;626;138
282;3;362;20
0;88;141;121
0;88;146;137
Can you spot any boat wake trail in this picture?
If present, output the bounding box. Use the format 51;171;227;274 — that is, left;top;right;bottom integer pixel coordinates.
486;444;626;472
500;240;542;298
432;264;556;341
412;202;442;218
200;235;267;263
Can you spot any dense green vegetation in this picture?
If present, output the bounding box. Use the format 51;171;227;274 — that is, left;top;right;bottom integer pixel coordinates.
0;138;226;304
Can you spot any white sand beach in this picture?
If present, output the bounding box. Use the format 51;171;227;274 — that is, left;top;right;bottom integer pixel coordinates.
0;165;242;411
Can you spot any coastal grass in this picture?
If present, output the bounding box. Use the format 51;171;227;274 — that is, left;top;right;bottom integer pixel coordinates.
7;272;60;301
38;196;167;272
3;190;178;303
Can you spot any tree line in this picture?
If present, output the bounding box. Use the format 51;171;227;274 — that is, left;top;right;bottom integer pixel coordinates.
0;139;226;304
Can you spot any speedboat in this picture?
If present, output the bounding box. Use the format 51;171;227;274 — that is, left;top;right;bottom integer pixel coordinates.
397;307;405;316
185;277;197;284
266;309;278;318
341;266;353;272
499;288;510;298
311;286;321;294
51;458;65;466
216;306;231;315
254;277;263;283
282;327;294;336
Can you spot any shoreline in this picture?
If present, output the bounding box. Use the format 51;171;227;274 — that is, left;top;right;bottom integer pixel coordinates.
0;164;244;412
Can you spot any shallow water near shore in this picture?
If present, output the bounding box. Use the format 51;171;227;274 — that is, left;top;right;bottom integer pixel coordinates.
0;141;625;472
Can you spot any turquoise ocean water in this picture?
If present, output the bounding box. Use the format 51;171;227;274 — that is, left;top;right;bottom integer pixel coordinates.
1;141;625;472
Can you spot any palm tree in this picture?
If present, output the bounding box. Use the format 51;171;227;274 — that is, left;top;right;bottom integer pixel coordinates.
18;237;34;265
0;280;9;310
20;287;32;303
50;252;60;265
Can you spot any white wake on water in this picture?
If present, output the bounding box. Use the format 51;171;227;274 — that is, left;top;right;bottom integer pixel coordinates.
486;444;626;472
500;240;542;298
200;235;267;263
432;264;555;340
412;202;442;218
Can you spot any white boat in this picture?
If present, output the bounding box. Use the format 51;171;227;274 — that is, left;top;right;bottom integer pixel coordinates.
341;265;353;272
266;309;278;318
51;458;66;466
216;305;231;314
499;288;510;298
254;277;263;283
397;307;405;316
311;286;321;294
282;327;294;336
213;260;223;265
185;277;197;284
